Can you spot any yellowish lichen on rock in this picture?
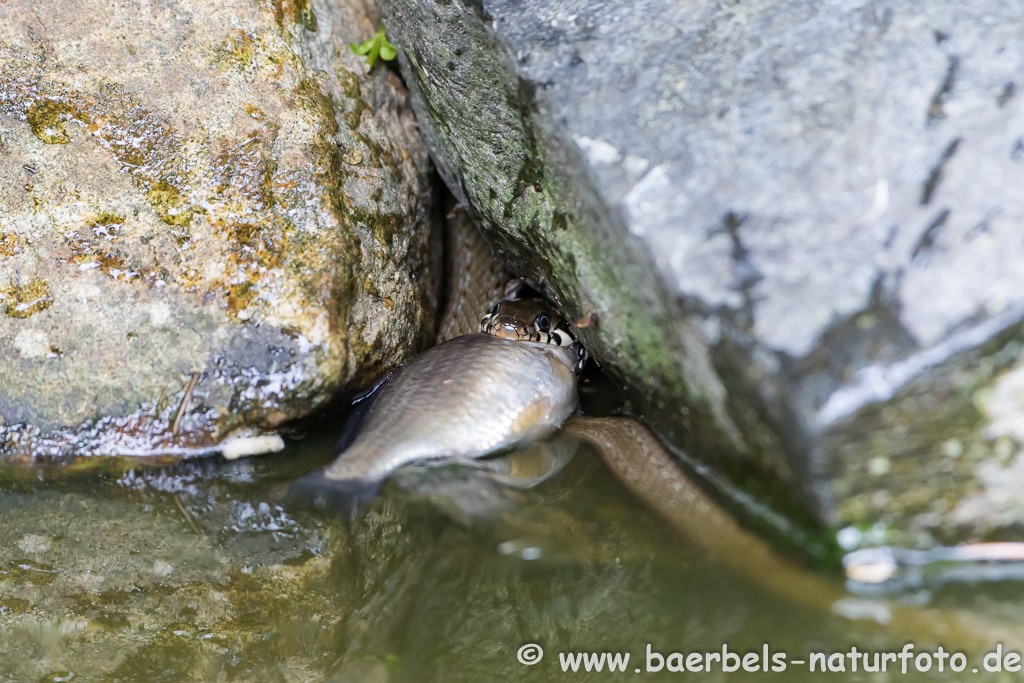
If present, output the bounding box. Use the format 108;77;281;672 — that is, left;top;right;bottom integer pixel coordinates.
1;279;53;318
146;181;199;227
0;233;22;257
26;99;76;144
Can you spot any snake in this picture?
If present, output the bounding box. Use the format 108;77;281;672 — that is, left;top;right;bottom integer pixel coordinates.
318;206;1024;652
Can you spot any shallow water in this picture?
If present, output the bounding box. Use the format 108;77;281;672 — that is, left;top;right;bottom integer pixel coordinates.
1;412;1023;682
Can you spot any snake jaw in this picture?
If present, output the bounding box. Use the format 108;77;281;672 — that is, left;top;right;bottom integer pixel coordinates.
490;324;534;341
481;298;589;372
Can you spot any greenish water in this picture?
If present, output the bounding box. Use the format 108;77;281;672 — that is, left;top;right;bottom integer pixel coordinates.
1;417;1022;682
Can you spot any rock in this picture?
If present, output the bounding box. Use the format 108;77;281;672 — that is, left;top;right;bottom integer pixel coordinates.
377;0;1024;549
0;0;437;461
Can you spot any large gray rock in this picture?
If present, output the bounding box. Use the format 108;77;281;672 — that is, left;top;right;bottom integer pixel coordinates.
378;0;1024;550
0;0;437;461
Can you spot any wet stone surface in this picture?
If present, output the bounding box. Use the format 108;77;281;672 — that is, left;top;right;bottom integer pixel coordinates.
377;0;1024;548
0;0;436;461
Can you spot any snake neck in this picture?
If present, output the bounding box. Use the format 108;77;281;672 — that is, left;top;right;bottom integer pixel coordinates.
438;207;587;371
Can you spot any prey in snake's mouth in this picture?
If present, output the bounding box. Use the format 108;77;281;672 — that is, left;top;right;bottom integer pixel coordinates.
480;298;588;371
305;289;589;513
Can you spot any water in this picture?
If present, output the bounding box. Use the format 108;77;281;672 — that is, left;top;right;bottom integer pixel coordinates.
1;414;1023;681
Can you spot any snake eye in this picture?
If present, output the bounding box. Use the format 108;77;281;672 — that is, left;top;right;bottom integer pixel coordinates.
490;304;499;315
535;314;550;332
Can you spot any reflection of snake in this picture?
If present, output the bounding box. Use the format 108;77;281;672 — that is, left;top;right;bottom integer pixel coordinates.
444;209;1024;653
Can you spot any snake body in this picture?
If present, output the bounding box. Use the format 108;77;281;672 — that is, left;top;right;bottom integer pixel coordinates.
436;210;509;344
315;207;1024;653
378;210;1024;652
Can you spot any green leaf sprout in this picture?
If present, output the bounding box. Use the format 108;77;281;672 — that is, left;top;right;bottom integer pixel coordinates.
349;27;397;69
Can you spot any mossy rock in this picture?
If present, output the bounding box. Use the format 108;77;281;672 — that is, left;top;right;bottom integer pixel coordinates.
0;0;437;461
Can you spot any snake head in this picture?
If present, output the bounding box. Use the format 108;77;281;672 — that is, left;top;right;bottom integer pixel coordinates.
481;298;588;370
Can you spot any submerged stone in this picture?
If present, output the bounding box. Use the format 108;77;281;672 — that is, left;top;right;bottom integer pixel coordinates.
0;0;437;460
378;0;1024;548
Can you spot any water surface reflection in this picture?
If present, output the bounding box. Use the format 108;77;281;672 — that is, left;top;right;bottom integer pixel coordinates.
0;428;1019;681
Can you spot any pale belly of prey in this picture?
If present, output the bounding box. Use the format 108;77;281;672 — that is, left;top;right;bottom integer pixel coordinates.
324;334;579;484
